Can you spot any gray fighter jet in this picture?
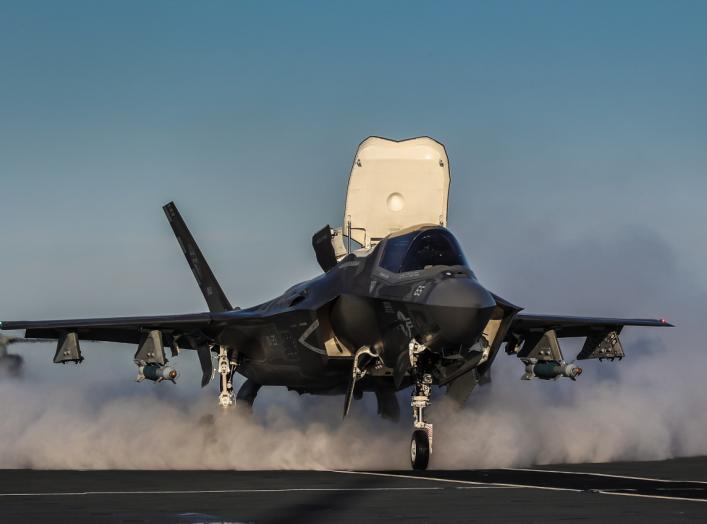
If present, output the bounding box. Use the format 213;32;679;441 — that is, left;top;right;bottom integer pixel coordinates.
0;137;671;470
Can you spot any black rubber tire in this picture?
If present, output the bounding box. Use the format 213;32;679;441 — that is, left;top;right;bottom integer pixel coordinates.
410;429;430;470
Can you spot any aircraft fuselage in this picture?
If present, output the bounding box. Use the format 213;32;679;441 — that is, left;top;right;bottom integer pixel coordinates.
213;226;504;397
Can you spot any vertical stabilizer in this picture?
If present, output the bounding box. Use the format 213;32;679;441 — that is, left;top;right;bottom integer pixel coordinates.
163;202;233;312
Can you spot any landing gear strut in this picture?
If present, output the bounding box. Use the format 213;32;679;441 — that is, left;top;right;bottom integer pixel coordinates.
217;345;237;408
343;345;380;418
409;339;433;470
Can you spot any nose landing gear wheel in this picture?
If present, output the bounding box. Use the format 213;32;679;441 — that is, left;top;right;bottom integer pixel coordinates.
410;429;430;470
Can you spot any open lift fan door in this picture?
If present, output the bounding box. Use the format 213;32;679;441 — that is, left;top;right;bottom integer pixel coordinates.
344;137;450;248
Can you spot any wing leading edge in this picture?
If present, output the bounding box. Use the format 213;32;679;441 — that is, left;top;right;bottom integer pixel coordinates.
0;313;215;346
504;313;672;364
510;313;672;338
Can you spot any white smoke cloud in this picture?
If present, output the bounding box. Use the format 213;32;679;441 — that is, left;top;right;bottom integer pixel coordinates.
0;227;705;470
0;377;411;470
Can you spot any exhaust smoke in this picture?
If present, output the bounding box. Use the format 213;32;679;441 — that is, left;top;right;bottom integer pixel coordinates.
0;228;704;470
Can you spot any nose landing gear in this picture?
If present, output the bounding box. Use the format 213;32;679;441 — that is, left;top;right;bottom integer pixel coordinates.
411;372;433;470
409;339;433;470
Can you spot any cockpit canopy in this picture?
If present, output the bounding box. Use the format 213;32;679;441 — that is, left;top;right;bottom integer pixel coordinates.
379;227;468;273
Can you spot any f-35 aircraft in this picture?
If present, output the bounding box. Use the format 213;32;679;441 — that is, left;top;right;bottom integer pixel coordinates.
0;137;671;469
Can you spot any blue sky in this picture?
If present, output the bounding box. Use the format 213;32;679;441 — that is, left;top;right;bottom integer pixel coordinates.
1;1;705;320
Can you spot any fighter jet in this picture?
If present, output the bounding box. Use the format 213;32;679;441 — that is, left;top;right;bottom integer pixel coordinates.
0;137;671;470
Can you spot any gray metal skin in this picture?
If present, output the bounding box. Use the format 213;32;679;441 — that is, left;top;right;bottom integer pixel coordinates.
0;204;671;410
213;228;497;396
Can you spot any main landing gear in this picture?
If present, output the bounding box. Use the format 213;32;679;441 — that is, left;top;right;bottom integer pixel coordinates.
409;340;433;470
217;345;237;408
215;345;262;413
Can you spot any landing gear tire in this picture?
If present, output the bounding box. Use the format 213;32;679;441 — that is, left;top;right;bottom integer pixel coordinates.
410;429;430;470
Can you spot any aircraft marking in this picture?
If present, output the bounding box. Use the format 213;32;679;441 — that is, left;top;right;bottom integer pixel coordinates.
396;311;413;337
297;319;326;355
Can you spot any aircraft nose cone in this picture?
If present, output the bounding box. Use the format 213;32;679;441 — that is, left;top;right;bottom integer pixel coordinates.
425;278;496;347
426;277;496;310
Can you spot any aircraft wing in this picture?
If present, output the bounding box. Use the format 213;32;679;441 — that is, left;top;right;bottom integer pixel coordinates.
0;313;222;385
0;203;236;386
504;313;672;362
0;313;215;346
509;313;672;338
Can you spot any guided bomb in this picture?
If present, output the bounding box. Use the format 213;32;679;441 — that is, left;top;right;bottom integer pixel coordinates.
138;364;178;383
522;360;582;381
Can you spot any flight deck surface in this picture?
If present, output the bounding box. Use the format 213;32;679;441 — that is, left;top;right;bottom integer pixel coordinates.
1;456;706;523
